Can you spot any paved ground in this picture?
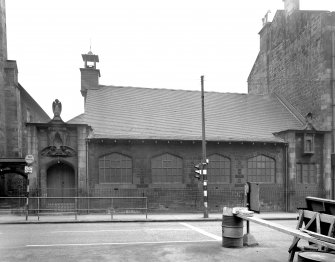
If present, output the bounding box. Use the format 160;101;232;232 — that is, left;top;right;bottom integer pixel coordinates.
0;220;301;262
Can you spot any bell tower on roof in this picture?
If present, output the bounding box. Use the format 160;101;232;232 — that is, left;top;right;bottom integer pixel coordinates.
80;50;100;98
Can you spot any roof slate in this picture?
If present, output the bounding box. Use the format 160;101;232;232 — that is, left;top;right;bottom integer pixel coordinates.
67;113;85;124
83;86;304;142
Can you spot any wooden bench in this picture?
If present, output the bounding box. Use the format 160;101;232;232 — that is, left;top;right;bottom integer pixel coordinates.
305;196;335;215
237;210;335;262
288;210;335;261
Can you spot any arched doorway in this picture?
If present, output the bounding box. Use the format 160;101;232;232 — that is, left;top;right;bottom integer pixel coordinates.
0;173;27;196
47;162;75;203
0;172;27;210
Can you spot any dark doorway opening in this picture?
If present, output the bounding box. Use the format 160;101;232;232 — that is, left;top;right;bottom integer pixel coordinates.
47;162;75;206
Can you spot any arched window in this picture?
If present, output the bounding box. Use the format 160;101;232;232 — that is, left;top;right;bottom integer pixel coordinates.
247;155;275;183
207;154;231;183
99;153;132;183
151;153;183;184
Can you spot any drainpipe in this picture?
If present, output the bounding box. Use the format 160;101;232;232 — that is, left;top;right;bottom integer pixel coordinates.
86;139;89;212
285;143;289;212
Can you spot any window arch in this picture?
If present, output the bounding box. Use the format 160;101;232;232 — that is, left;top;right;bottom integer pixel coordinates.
98;153;132;183
151;153;183;184
247;155;275;183
207;154;231;183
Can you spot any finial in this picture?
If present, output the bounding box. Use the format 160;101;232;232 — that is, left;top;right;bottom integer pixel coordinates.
88;38;93;55
262;10;271;26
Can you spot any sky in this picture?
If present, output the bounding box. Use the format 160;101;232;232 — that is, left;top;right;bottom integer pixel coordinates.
5;0;335;121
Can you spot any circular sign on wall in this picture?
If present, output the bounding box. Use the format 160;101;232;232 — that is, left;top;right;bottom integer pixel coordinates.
25;155;34;165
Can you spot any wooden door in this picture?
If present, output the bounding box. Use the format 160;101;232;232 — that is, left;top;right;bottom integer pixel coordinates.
47;163;75;202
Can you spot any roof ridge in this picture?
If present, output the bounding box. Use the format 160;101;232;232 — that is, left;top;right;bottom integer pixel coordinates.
97;85;256;96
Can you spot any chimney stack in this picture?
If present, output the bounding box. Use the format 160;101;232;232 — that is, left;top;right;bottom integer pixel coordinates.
0;0;7;63
4;60;18;85
283;0;300;16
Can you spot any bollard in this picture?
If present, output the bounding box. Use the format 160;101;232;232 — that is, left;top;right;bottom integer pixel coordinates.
222;207;244;248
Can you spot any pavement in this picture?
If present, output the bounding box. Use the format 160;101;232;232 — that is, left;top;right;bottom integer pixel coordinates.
0;211;298;224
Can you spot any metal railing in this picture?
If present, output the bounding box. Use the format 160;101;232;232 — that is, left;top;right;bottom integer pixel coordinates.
0;196;148;221
0;186;328;215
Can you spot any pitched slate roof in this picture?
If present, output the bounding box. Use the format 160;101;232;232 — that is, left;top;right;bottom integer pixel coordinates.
83;86;304;142
67;113;85;124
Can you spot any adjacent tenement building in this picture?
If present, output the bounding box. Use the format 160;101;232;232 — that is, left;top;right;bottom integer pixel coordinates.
0;0;49;197
248;0;335;205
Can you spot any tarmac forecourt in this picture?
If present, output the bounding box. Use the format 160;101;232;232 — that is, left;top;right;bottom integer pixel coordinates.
0;221;297;262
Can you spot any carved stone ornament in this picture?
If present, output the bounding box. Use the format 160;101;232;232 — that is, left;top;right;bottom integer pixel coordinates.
303;112;316;131
41;145;76;157
41;126;76;157
52;99;62;121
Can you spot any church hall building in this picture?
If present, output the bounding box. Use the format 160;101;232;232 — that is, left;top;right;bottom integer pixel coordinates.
26;47;319;212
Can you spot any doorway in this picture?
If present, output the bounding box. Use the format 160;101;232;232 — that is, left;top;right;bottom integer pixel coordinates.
47;162;75;203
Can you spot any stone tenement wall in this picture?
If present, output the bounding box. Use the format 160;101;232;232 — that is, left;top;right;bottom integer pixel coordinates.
248;10;335;131
20;87;50;156
0;0;49;157
0;69;6;157
0;0;6;156
4;71;21;157
3;81;50;158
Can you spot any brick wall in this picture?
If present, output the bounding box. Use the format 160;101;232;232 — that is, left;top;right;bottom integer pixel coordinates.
87;139;287;211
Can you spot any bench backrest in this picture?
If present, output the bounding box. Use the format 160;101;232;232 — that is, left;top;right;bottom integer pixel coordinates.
306;197;335;215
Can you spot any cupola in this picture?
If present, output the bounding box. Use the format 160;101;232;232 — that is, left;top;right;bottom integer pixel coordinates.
80;50;100;98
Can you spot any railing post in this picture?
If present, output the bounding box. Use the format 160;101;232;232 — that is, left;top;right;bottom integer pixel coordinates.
87;190;90;214
25;196;29;221
37;197;40;221
111;198;114;220
146;197;148;220
75;197;78;221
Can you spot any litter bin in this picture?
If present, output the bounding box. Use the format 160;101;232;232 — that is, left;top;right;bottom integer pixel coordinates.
222;208;244;248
